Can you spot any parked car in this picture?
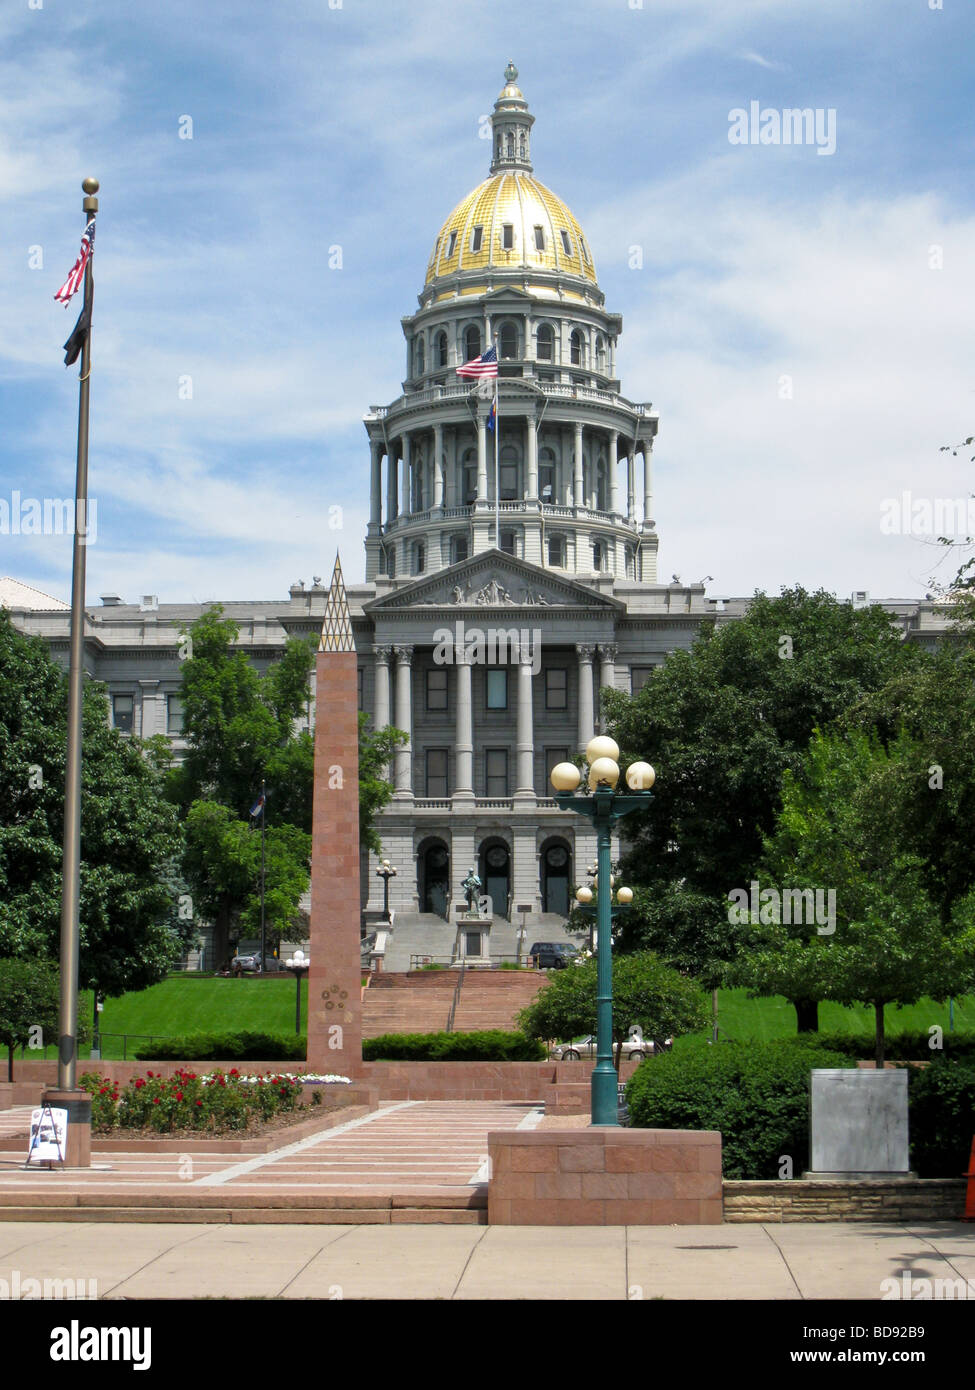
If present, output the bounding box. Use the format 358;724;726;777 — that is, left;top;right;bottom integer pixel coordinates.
550;1034;666;1062
231;954;283;975
528;942;580;969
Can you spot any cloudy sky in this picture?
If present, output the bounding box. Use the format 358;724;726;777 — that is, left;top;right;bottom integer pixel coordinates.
1;0;973;607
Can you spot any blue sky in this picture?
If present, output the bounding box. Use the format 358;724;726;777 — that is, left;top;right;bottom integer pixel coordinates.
1;0;974;606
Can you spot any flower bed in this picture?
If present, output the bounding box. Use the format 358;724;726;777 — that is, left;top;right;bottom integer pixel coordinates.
80;1067;310;1136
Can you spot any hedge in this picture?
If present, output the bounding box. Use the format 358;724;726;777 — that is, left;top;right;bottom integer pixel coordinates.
626;1039;856;1179
792;1030;975;1063
135;1031;306;1061
907;1058;975;1178
362;1030;546;1061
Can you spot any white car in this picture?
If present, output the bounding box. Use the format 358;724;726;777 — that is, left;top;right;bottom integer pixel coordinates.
551;1034;663;1062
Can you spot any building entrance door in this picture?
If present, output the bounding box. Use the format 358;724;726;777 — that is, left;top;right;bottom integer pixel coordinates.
480;842;510;919
421;842;450;918
542;842;570;915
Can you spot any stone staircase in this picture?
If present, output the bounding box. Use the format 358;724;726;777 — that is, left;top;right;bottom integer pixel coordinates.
450;971;548;1032
362;968;549;1039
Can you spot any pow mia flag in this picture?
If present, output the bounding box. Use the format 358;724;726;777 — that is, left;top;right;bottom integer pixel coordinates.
63;285;92;367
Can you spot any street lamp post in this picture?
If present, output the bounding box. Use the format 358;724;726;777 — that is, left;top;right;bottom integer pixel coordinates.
551;738;655;1127
376;860;397;923
285;949;310;1035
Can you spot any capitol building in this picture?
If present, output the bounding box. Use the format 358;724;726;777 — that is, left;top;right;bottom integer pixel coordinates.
4;67;949;968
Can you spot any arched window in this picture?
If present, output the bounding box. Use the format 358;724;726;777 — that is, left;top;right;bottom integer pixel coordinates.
536;324;554;361
435;331;448;368
506;132;514;157
499;322;518;359
570;329;584;367
596;458;608;512
462;449;478;504
500;444;519;500
539;448;556;503
595;336;606;372
464;325;481;362
415;337;425;375
519;132;526;158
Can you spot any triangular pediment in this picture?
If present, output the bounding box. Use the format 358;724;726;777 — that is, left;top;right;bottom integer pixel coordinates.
364;550;623;612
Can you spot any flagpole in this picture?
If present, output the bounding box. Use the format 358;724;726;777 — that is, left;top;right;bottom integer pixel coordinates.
493;337;500;549
48;178;98;1165
259;778;266;973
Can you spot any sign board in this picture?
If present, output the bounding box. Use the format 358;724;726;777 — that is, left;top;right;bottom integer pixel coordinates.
27;1107;68;1164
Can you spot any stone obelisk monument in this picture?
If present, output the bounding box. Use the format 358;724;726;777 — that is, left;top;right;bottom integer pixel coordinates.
307;554;363;1075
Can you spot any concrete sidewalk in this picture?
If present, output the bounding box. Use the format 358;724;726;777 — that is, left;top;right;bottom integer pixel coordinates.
0;1220;972;1299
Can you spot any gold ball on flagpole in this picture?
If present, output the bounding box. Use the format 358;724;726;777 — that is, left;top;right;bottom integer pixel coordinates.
82;178;100;194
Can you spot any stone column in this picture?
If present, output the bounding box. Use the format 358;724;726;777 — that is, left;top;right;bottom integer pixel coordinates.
573;422;584;508
445;426;457;508
526;409;538;499
576;643;595;753
598;643;617;730
454;651;474;801
401;433;412;516
608;430;619;515
515;651;535;798
369;439;382;527
393;645;414;795
374;644;392;728
433;423;444;509
643;442;653;525
476;411;488;502
387;445;398;524
627;450;635;522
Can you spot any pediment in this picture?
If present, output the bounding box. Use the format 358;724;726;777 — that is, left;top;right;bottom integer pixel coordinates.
364;550;622;612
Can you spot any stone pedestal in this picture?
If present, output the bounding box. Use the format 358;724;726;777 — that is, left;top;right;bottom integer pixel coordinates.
453;916;492;967
39;1090;91;1168
806;1068;911;1178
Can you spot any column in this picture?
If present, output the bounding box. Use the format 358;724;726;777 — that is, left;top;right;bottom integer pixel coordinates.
454;651;474;800
387;445;398;524
643;442;653;525
445;427;457;508
476;411;488;502
369;439;382;527
433;423;444;509
515;652;535;797
598;643;617;731
573;422;584;508
607;430;619;515
627;451;635;522
401;433;412;516
393;645;414;795
576;644;595;753
374;646;392;728
526;409;538;499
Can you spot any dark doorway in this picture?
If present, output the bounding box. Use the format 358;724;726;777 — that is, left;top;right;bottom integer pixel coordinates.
479;840;510;919
419;840;450;918
542;840;571;915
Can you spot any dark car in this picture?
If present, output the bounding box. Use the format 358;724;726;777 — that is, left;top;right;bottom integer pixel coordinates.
231;954;283;975
528;941;580;969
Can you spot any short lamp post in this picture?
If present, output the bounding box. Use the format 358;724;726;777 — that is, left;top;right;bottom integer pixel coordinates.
376;860;397;923
285;949;310;1035
551;738;655;1127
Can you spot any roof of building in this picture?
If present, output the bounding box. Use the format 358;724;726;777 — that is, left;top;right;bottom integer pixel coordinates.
0;576;69;611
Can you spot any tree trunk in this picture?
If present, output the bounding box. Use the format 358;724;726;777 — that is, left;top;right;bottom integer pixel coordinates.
793;998;819;1033
7;1045;13;1082
874;1001;885;1069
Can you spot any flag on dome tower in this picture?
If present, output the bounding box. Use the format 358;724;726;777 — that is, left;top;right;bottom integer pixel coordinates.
456;343;498;379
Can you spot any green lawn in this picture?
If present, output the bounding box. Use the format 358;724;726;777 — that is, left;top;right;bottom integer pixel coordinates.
15;979;974;1064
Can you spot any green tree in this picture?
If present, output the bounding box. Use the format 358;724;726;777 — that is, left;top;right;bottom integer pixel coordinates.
0;611;186;999
728;728;975;1063
603;586;914;1024
0;958;61;1080
358;713;409;856
517;952;708;1068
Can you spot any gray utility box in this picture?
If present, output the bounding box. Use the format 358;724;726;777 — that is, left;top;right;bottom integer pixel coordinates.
807;1068;911;1179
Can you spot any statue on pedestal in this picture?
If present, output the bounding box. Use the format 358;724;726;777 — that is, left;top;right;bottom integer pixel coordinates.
461;867;482;918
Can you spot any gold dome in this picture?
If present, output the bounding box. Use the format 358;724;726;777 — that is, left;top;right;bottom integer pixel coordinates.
425;171;597;287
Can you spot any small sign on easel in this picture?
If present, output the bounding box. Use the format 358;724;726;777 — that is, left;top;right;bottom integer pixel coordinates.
25;1105;68;1167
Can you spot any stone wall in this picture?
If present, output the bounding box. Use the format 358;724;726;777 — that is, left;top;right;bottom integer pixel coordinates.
724;1179;968;1222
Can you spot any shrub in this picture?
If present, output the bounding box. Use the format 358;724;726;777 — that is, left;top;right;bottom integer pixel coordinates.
907;1058;975;1178
134;1031;306;1061
626;1038;855;1179
785;1030;975;1062
362;1030;546;1061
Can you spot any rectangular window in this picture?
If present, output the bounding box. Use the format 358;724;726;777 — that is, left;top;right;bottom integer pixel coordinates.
546;748;570;784
500;463;518;499
499;529;516;555
112;694;134;734
426;667;448;712
166;694;183;736
485;748;508;797
447;230;457;257
471;226;484;253
548;535;565;566
426;748;449;798
453;536;469;563
486;669;508;710
545;668;568;711
534;225;545;251
559;229;572;255
630;667;654;694
464;465;477;504
502;223;514;250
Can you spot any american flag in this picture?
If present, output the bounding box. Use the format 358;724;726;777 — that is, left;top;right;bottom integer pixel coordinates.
54;218;95;306
456;343;498;379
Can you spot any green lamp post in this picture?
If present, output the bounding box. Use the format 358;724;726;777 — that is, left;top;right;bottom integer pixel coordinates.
550;738;655;1127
